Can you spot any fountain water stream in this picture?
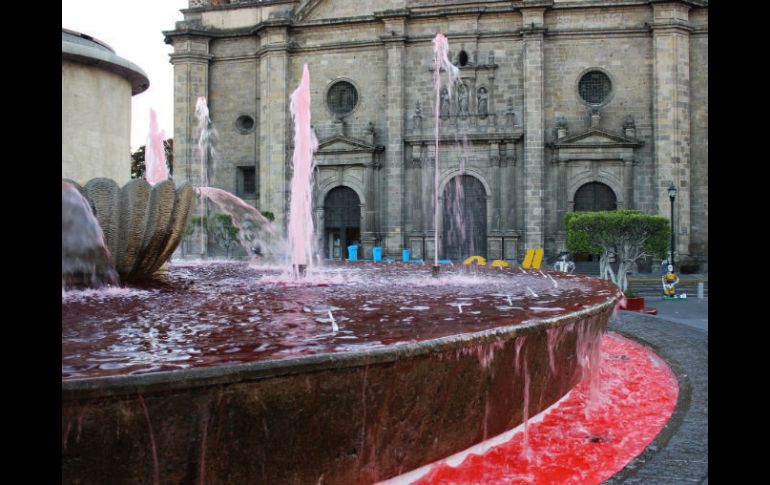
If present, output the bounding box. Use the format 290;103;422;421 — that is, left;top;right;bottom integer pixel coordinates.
287;64;319;279
145;108;169;185
432;34;459;273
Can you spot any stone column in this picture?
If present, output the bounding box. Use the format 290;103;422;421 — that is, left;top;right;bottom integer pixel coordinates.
521;9;546;252
169;35;212;256
258;25;291;231
380;14;407;255
623;157;635;211
490;142;502;230
169;35;212;187
555;157;567;250
652;2;692;260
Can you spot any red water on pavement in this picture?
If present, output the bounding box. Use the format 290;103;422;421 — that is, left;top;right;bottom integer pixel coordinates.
404;332;678;485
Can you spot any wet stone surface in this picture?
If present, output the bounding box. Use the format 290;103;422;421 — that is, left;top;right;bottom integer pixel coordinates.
62;261;618;380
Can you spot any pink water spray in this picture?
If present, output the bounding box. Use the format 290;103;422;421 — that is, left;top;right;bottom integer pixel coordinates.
287;64;319;279
145;109;169;185
432;34;460;269
195;97;215;256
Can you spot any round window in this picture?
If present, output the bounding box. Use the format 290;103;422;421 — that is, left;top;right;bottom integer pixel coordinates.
327;81;358;117
578;71;612;105
235;115;255;134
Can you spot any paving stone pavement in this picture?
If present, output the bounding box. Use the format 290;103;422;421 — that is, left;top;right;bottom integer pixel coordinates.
603;311;708;484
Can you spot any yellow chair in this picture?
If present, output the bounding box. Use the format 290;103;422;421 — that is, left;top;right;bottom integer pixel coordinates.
521;248;544;270
463;255;487;266
531;248;544;270
521;249;535;269
490;259;509;268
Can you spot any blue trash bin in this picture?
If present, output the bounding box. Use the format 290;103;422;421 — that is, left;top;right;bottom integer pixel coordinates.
402;248;410;262
347;244;358;261
373;246;382;262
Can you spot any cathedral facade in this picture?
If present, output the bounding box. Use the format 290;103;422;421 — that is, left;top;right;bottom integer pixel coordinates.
165;0;708;269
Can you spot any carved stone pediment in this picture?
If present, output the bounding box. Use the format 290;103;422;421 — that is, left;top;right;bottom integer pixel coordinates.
315;135;384;167
550;127;643;149
317;135;383;154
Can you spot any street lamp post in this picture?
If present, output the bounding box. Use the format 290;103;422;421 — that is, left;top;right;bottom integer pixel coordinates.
668;183;677;270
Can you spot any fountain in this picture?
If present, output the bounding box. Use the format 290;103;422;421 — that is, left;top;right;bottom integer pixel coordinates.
61;29;193;287
62;42;625;484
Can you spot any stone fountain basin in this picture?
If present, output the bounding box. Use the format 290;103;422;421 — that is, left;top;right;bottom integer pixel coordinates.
62;263;620;484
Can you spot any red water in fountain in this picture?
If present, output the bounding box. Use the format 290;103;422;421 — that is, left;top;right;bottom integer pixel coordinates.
287;64;319;277
145;108;169;185
398;332;678;485
61;262;619;380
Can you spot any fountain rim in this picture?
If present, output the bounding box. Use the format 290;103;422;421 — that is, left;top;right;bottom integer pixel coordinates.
62;290;621;402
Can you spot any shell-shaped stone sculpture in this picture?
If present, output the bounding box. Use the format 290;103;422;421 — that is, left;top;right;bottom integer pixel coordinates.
65;177;194;283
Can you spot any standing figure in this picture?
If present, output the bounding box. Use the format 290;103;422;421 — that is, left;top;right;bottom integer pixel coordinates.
662;264;679;297
440;87;450;118
477;87;488;117
458;84;469;116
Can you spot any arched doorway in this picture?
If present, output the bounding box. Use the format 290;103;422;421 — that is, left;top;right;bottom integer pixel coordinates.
572;182;618;264
441;175;487;262
324;186;360;259
573;182;617;212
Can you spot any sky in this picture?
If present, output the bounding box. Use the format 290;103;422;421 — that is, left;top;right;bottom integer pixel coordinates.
62;0;189;151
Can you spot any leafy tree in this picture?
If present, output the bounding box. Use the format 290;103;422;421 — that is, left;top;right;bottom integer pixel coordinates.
206;213;240;258
130;145;146;179
565;210;669;292
130;138;174;180
164;138;174;176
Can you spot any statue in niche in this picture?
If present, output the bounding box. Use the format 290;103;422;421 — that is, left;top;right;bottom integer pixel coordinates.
623;115;636;137
477;87;488;118
505;97;516;126
440;87;450;118
458;84;469;116
413;101;423;131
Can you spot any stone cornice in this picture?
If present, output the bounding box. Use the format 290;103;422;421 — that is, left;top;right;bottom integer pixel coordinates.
650;19;694;33
164;16;290;44
373;8;409;20
404;131;524;145
168;52;214;64
181;0;293;15
647;0;707;7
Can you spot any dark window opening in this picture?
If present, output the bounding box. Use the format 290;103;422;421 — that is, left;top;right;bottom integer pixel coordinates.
237;166;256;198
458;50;469;66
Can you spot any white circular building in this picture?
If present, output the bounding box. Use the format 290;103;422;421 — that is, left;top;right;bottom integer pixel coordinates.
62;28;149;185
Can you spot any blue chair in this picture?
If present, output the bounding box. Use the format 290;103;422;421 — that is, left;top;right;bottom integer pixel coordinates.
347;244;358;261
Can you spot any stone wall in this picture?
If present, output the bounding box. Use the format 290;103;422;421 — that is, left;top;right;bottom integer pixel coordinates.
62;62;133;185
